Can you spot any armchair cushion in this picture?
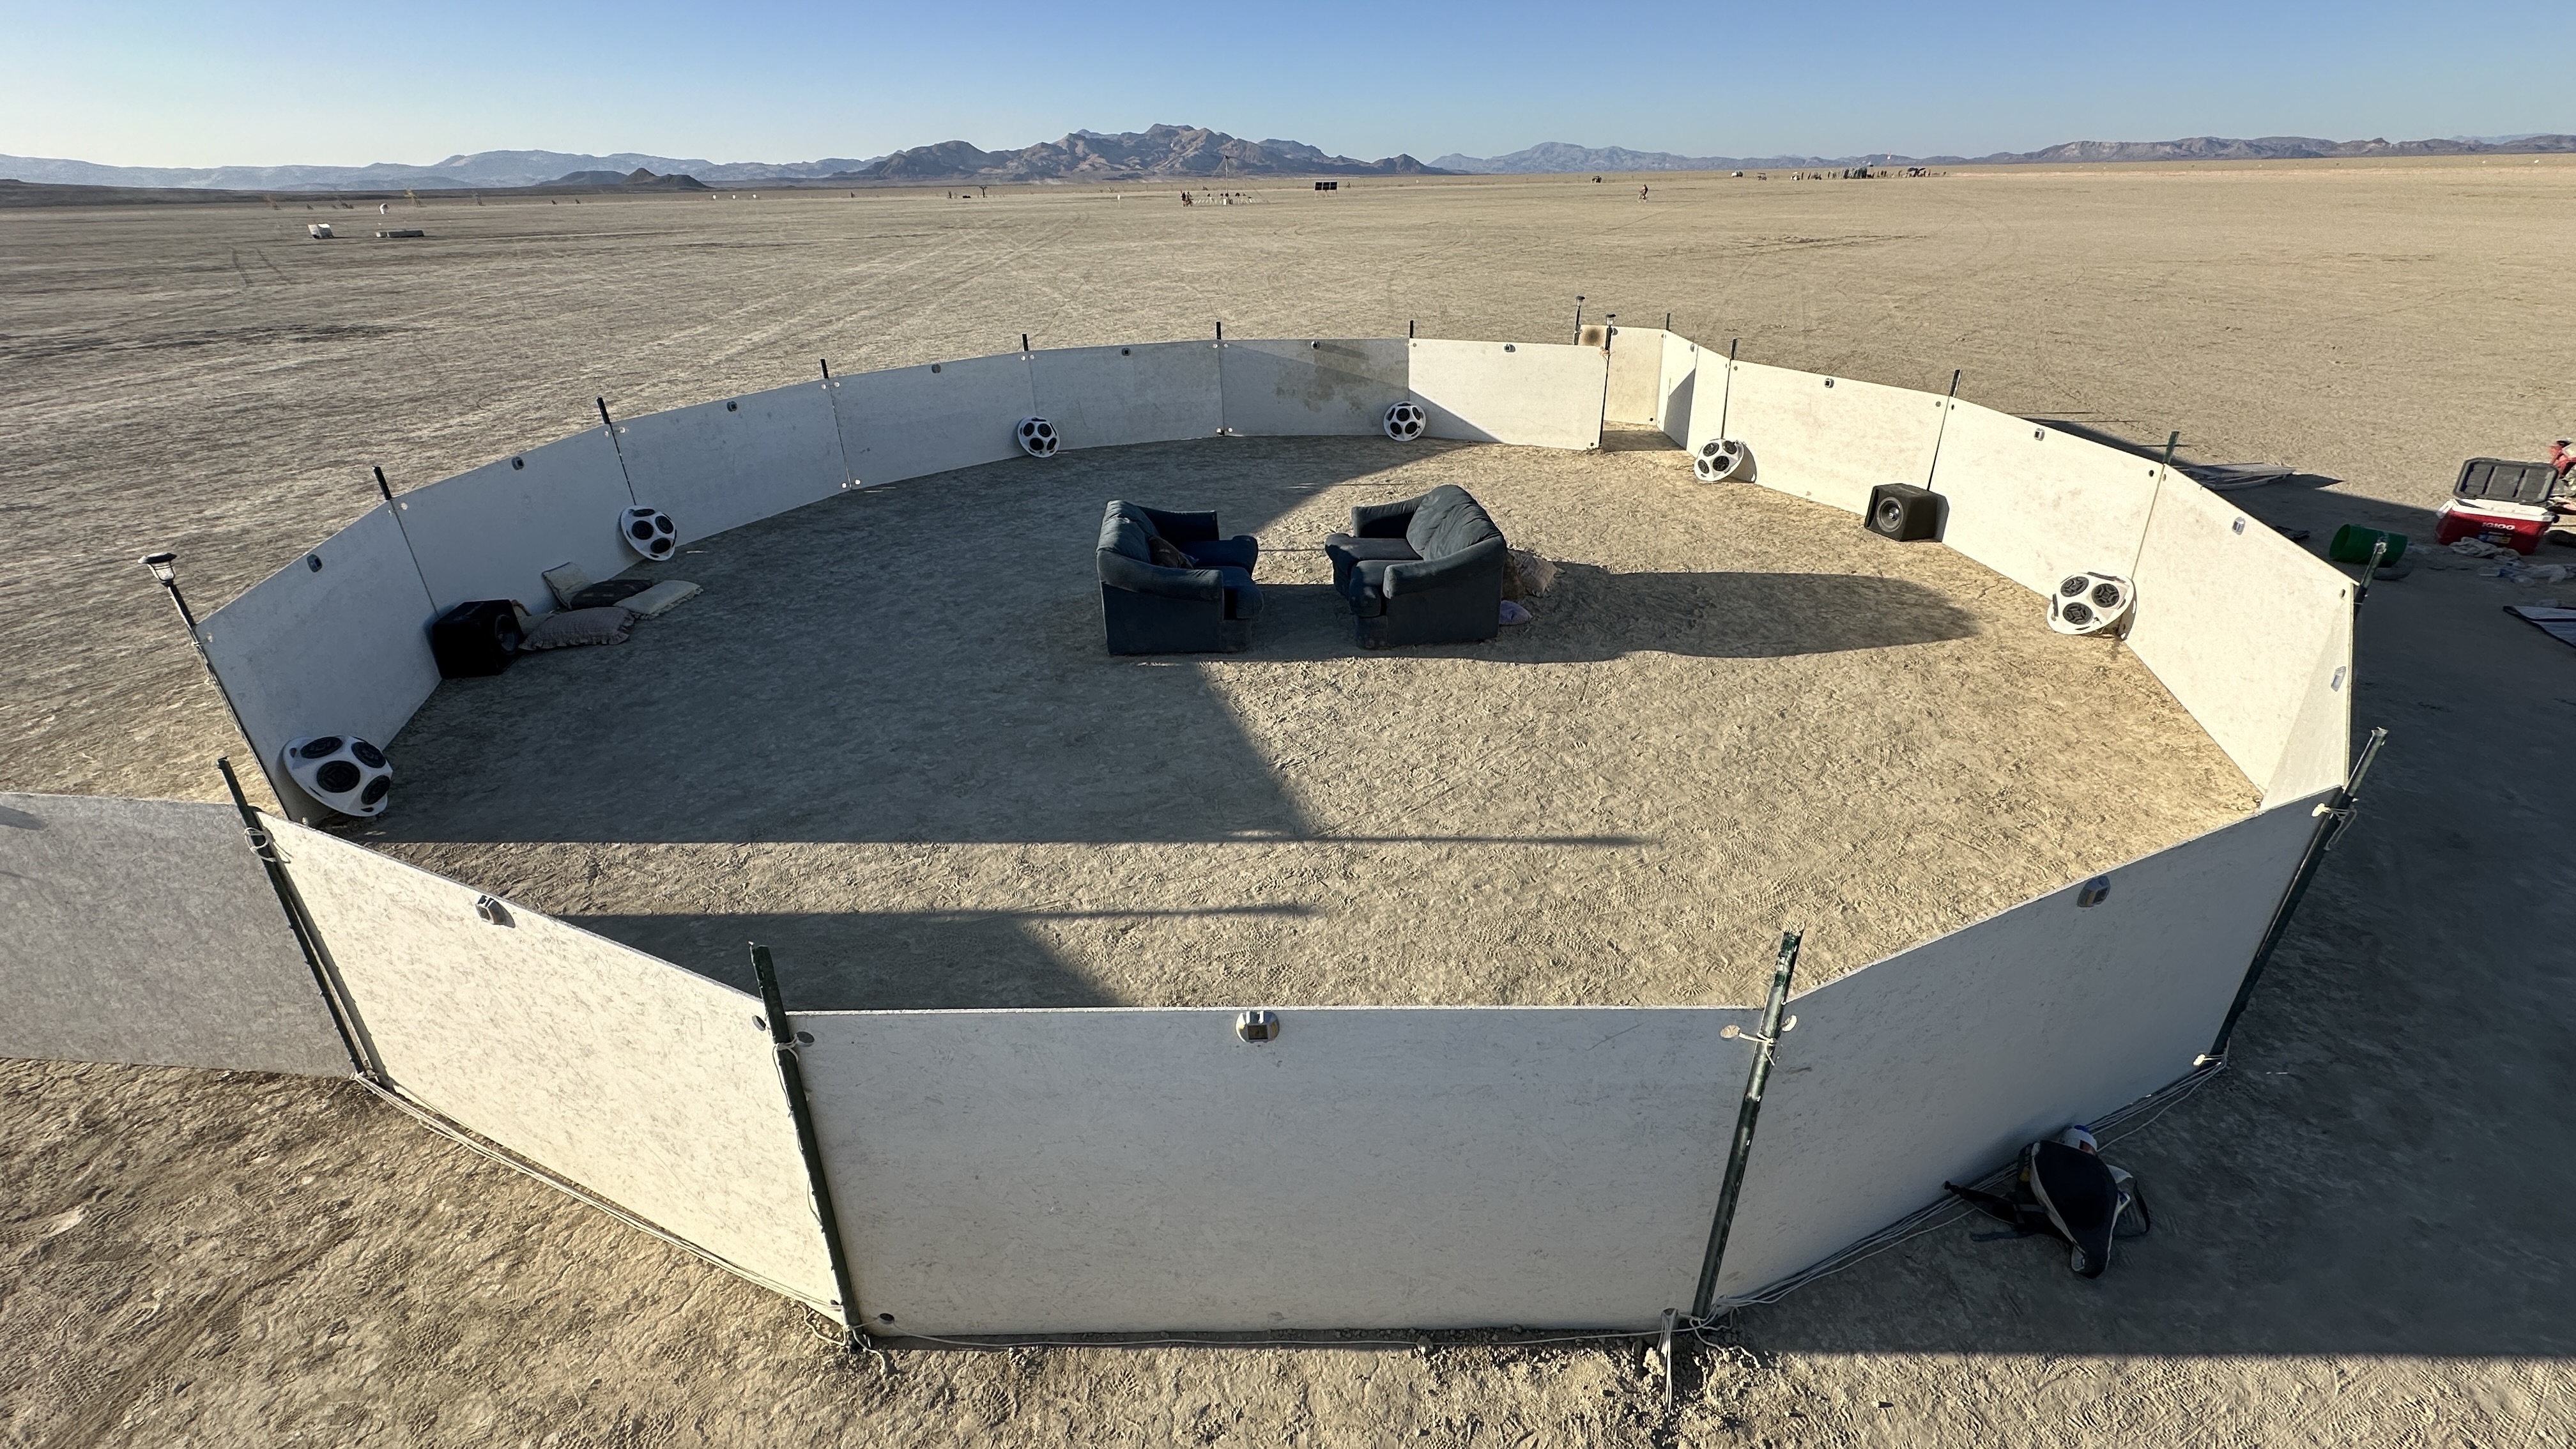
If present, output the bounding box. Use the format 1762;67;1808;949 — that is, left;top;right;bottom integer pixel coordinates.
1146;533;1194;570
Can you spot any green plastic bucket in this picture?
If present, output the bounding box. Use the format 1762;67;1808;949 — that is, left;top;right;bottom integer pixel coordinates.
2329;525;2407;565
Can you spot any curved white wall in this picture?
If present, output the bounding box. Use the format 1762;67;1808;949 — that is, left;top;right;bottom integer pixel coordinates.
132;326;2361;1334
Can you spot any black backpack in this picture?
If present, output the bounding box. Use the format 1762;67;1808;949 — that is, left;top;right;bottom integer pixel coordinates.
1945;1140;2150;1277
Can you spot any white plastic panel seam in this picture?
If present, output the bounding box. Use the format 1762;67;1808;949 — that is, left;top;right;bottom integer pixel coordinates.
0;792;348;1075
796;1005;1759;1333
1708;797;2320;1299
1407;339;1607;450
193;503;442;822
393;426;640;617
830;352;1038;486
1028;342;1223;448
270;818;843;1314
1712;361;1943;516
1602;326;1667;425
1657;332;1699;445
614;379;852;544
1217;338;1411;436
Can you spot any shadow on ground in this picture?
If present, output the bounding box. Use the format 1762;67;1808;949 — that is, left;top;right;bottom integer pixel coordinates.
376;436;1974;846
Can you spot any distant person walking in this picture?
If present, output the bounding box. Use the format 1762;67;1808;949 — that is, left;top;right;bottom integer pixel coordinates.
1639;185;1650;201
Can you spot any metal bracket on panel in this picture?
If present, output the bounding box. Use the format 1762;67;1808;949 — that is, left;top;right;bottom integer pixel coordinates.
1236;1009;1281;1043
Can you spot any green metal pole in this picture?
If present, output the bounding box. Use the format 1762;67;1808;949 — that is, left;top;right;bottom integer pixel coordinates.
751;944;868;1350
1692;931;1801;1319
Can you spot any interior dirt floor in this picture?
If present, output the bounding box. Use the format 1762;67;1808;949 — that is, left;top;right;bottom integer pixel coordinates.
364;431;2248;1009
4;160;2573;1443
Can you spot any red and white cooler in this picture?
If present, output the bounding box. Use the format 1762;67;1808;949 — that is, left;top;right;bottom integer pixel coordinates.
2435;457;2563;555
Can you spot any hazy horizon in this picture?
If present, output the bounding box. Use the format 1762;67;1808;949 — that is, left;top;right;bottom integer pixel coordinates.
5;0;2570;170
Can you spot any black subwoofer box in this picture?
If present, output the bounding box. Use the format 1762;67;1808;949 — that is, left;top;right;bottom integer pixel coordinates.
429;599;526;677
1866;483;1941;542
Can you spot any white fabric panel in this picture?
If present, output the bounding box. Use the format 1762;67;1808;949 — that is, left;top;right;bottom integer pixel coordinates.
271;819;841;1315
613;379;852;543
1216;338;1411;436
1928;404;2166;597
1407;339;1607;450
799;1006;1759;1333
1602;326;1667;424
0;793;346;1076
395;426;637;616
1683;346;1736;456
1711;798;2319;1300
1657;332;1700;445
1028;341;1223;449
1714;361;1945;515
829;353;1036;485
195;505;441;822
2125;478;2355;802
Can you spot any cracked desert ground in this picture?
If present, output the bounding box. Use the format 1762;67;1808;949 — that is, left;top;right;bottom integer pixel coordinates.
4;159;2573;1445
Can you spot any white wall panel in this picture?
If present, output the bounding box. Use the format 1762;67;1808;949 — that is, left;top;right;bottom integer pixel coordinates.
829;353;1036;485
1029;341;1223;449
1603;326;1666;424
1710;799;2317;1300
1657;332;1700;445
272;819;841;1314
195;505;441;822
1408;339;1607;450
0;793;347;1076
614;379;852;542
395;426;638;615
1217;338;1410;436
1928;404;2166;597
799;1006;1758;1333
1714;361;1945;515
2124;478;2354;802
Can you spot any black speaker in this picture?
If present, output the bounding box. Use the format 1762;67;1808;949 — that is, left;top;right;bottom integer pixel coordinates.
1866;483;1940;542
429;599;526;678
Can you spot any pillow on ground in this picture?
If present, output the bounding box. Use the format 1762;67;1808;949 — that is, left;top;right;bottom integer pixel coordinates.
1146;534;1194;571
541;561;594;611
622;579;700;618
567;579;656;609
1501;549;1560;602
521;606;635;649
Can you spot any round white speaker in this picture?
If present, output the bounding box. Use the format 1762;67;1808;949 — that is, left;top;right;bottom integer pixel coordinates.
1016;417;1061;457
1383;401;1427;441
2048;572;2136;636
282;735;392;817
618;506;678;561
1694;438;1751;482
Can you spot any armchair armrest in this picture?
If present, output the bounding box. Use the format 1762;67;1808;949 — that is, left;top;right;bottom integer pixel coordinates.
1098;549;1222;601
1383;536;1506;597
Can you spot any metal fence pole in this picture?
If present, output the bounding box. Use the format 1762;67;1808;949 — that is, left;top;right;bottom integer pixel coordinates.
751;944;868;1350
1691;931;1801;1319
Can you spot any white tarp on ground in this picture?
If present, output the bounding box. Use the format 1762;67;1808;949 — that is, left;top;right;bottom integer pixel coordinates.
830;353;1036;485
272;819;841;1315
2124;479;2356;802
0;793;348;1076
1657;332;1701;446
194;504;442;822
797;1006;1758;1333
613;379;852;544
1029;341;1224;449
395;426;638;616
1708;361;1947;516
1926;404;2166;598
1603;326;1667;425
1408;339;1607;450
1708;797;2320;1300
1216;338;1411;436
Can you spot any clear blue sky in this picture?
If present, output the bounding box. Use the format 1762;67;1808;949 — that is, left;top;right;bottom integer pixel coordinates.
5;0;2572;167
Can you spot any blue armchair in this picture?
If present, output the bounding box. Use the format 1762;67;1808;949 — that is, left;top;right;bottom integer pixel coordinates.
1097;500;1263;654
1322;485;1506;647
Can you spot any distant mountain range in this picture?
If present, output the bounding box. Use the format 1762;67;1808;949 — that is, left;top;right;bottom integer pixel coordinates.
1434;134;2576;172
0;149;882;190
10;127;2573;193
818;125;1436;183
